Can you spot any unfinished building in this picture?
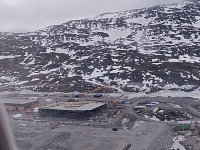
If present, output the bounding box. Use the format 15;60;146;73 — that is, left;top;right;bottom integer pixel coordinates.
0;98;39;111
38;101;106;119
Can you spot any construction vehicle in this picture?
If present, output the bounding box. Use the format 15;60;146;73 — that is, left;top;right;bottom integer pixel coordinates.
93;93;103;98
112;128;118;131
86;83;111;94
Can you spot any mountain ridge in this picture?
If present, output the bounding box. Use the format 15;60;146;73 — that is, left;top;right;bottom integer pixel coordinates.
0;0;200;93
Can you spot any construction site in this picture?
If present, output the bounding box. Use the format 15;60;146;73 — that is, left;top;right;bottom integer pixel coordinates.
2;86;200;150
38;101;106;119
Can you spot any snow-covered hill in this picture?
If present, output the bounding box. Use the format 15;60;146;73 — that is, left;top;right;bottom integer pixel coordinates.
0;0;200;93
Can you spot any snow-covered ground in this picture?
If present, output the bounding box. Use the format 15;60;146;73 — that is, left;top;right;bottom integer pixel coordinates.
170;135;186;150
116;88;200;99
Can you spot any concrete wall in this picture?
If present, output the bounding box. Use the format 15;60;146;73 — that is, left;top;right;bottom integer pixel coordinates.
39;105;106;120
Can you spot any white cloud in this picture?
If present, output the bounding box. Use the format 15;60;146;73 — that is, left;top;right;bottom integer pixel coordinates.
0;0;183;32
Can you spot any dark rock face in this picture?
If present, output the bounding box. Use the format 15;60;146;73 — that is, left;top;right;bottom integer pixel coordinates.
0;0;200;93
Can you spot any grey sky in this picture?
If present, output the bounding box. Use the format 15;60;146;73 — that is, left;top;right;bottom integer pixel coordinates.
0;0;183;33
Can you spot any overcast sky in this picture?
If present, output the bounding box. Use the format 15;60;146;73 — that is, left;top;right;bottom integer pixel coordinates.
0;0;183;33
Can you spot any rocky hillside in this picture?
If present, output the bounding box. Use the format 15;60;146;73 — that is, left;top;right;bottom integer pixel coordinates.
0;0;200;93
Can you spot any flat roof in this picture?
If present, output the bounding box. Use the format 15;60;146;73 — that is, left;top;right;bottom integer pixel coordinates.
178;121;193;124
0;99;38;105
40;101;106;111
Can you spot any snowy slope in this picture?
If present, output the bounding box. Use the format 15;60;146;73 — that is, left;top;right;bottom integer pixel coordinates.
0;0;200;93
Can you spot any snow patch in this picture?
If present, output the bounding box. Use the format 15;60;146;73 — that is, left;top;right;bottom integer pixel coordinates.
170;135;186;150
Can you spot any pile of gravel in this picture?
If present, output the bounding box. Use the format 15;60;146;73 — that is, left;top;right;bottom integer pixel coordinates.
148;124;174;150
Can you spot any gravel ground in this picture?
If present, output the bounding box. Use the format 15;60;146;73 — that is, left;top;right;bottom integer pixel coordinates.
10;119;174;150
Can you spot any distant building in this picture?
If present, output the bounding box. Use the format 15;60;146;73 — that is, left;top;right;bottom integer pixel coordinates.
0;98;39;111
39;101;106;119
177;121;195;130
